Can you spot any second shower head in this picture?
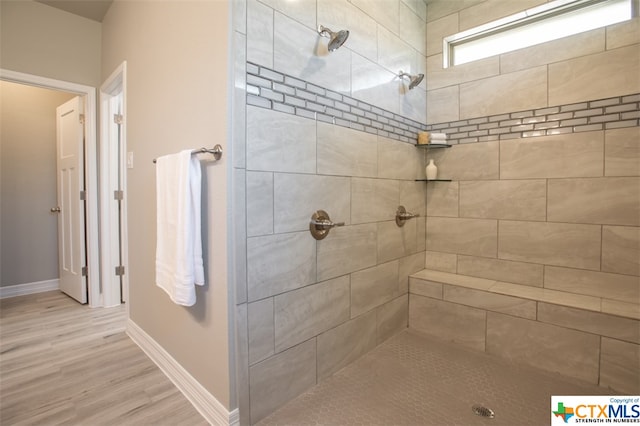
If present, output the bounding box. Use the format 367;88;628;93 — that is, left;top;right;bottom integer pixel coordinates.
398;71;424;90
318;25;349;52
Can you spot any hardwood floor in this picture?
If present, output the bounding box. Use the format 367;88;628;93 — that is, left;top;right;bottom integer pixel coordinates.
0;291;207;425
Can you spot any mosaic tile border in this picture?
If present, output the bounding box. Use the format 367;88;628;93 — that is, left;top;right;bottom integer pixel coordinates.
245;61;428;144
426;94;640;144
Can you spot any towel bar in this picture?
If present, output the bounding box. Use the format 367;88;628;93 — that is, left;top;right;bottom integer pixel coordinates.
153;145;223;163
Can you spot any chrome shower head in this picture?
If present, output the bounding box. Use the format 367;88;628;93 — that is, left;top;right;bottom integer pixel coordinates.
318;25;350;52
398;71;424;90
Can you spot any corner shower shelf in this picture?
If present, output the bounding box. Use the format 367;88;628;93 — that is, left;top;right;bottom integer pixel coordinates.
415;178;452;182
415;143;451;149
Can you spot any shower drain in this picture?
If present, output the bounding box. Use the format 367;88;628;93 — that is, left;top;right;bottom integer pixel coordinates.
472;404;495;419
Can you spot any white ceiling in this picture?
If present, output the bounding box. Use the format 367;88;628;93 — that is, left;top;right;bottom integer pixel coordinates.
35;0;113;22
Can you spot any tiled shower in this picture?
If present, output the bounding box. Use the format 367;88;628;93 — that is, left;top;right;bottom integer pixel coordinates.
231;0;640;424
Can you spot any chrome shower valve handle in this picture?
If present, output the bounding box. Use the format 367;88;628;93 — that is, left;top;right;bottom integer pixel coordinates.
310;210;345;240
396;205;419;227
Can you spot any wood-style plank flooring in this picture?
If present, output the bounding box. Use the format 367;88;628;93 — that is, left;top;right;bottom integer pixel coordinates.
0;291;207;425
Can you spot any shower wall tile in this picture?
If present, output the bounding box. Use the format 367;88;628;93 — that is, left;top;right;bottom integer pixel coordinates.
409;295;486;351
400;84;427;124
416;217;426;252
428;141;499;180
427;85;459;124
351;0;399;35
500;29;604;74
399;181;427;217
378;137;423;180
351;178;400;224
316;223;378;281
316;310;377;381
600;338;640;394
317;122;378;177
399;2;426;55
486;312;600;384
426;217;498;258
376;295;409;343
247;0;274;67
500;132;604;179
425;251;457;273
409;277;443;299
273;12;351;94
458;0;546;32
377;220;418;263
317;0;378;62
549;45;640;106
498;221;601;271
398;252;425;293
602;299;640;320
544;266;640;304
537;303;640;344
378;25;419;77
602;225;640;276
273;173;351;233
248;298;275;365
233;31;247;169
547;177;640;226
246;106;316;173
443;285;536;320
351;260;401;317
258;0;316;30
402;0;426;22
605;127;640;176
233;168;248;304
426;0;482;23
351;54;400;116
247;231;316;301
457;255;544;288
274;276;350;353
606;17;640;50
426;13;457;56
249;339;317;424
459;180;546;221
459;67;548;119
489;282;601;312
426;55;499;91
233;0;247;34
426;181;458;217
246;171;273;237
234;304;250;425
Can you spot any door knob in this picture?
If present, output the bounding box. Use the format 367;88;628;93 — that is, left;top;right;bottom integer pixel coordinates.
50;206;61;213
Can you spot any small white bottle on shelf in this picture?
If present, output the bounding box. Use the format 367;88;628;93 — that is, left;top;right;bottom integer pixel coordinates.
425;159;438;180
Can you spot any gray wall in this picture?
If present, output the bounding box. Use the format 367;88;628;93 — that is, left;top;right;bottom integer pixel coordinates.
0;81;74;287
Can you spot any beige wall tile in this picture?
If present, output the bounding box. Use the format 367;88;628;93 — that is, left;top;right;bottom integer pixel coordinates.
249;339;316;423
458;255;543;287
247;232;316;301
547;177;640;226
412;268;497;291
500;132;604;179
400;181;427;217
260;0;316;30
426;13;458;56
486;312;600;384
400;2;426;55
602;299;640;320
538;302;640;344
351;0;399;34
247;171;273;237
600;337;640;394
544;266;640;304
409;295;486;351
460;180;546;221
427;85;459;124
409;277;443;299
426;181;458;217
248;298;275;365
274;276;350;353
247;0;274;68
316;311;377;381
317;122;378;178
377;220;418;263
605;127;640;177
376;295;409;343
500;29;605;74
498;221;601;271
458;0;546;31
426;0;483;23
606;17;640;50
352;178;400;224
428;141;499;180
378;137;423;180
602;225;640;276
425;251;457;273
427;54;499;91
490;281;602;312
427;217;497;258
416;217;426;252
351;261;401;317
459;66;547;119
317;223;378;281
444;285;536;319
398;252;426;294
549;45;640;105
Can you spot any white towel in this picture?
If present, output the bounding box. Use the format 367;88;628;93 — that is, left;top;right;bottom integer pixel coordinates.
429;132;448;140
155;150;205;306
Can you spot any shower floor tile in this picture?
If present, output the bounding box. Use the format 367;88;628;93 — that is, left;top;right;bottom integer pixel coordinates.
258;329;610;426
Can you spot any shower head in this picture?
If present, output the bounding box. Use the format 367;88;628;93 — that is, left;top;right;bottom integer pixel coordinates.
398;71;424;90
318;25;350;52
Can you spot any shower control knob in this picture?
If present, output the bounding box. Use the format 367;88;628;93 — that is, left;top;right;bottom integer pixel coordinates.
309;210;345;240
50;206;61;213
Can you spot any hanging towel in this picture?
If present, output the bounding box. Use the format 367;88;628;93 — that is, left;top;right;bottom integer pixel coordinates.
155;150;205;306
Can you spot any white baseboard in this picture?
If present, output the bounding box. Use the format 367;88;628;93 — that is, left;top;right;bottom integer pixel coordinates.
127;319;238;426
0;279;59;299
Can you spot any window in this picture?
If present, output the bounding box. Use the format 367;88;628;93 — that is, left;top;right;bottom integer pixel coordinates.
444;0;634;68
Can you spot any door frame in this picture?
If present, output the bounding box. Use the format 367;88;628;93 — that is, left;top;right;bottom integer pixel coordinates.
0;68;101;307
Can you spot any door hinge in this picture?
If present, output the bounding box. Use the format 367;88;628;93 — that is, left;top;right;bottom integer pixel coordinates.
79;114;85;124
114;114;123;125
114;190;124;201
82;266;88;277
115;265;125;276
80;190;86;201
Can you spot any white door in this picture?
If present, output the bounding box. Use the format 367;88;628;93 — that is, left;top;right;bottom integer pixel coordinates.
55;96;87;303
